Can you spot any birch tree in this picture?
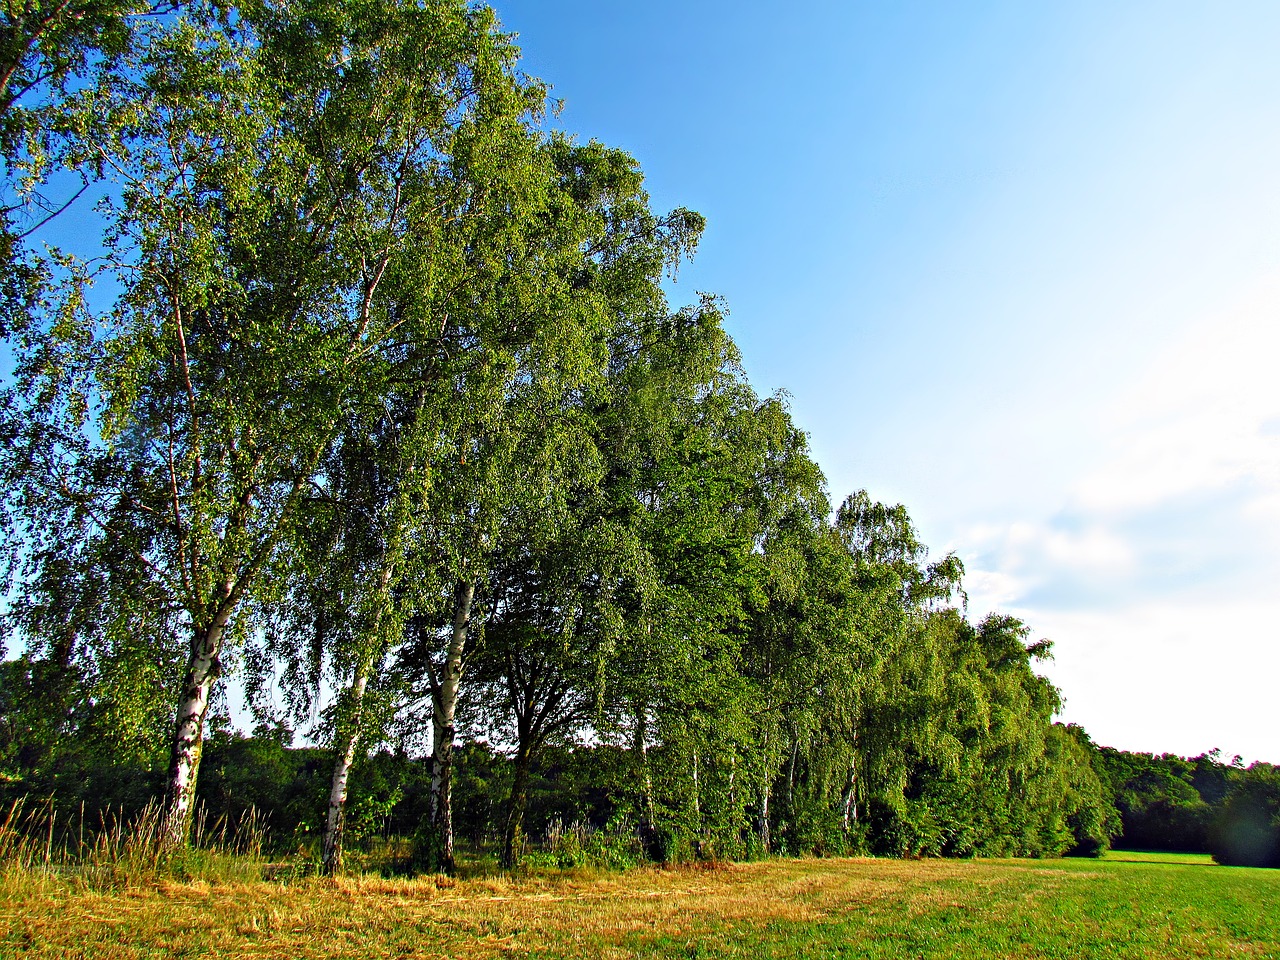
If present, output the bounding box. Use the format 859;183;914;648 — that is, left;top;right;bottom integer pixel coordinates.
0;0;548;849
396;137;708;874
407;340;609;874
249;0;564;872
587;362;831;857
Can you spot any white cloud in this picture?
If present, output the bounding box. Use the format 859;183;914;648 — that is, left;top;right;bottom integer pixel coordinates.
1031;601;1280;764
953;519;1135;610
1041;525;1135;573
961;566;1027;614
1244;488;1280;526
1073;272;1280;516
947;277;1280;763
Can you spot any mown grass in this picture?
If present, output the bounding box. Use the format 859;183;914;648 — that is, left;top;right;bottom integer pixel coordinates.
2;854;1277;959
1102;849;1217;865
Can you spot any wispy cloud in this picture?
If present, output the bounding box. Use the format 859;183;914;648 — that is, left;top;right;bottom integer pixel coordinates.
1074;273;1280;516
953;277;1280;761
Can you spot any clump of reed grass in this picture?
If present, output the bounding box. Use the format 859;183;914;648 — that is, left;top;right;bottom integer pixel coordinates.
0;795;271;886
521;817;647;872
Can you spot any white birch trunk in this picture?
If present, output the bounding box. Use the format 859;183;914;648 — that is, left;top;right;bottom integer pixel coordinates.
321;665;371;873
841;760;859;832
842;728;860;836
424;579;474;873
161;619;228;849
320;559;399;873
757;783;771;852
692;750;701;820
634;704;654;823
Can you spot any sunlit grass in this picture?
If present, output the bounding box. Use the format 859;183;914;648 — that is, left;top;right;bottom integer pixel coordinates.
3;854;1277;958
1103;849;1217;865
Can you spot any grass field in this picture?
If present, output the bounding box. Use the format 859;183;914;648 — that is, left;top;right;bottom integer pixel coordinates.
3;853;1278;959
1102;850;1218;865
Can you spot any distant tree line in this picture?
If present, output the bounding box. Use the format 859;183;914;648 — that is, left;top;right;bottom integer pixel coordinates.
1093;747;1280;868
0;0;1269;876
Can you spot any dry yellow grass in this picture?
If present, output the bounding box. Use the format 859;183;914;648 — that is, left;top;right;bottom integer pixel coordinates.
3;861;851;958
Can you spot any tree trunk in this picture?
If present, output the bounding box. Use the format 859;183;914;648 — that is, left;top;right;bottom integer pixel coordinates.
757;781;772;853
786;737;799;809
160;620;226;849
320;561;397;874
633;703;660;859
321;665;371;874
634;703;655;823
692;750;701;820
501;739;534;868
418;579;474;874
424;720;456;873
841;760;858;832
841;729;860;840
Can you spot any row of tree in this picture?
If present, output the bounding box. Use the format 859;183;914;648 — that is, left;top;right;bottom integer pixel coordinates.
1093;748;1280;867
4;0;1117;873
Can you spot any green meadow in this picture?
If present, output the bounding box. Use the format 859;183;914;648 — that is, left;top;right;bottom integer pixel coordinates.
3;853;1277;959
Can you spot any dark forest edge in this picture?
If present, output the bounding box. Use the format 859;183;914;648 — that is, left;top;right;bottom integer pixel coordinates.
1;0;1277;881
2;718;1278;872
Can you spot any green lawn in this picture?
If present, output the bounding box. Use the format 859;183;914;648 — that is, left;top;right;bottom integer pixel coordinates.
2;853;1277;958
1102;849;1218;865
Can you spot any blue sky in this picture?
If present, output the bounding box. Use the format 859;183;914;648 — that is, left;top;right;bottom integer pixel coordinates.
496;1;1280;762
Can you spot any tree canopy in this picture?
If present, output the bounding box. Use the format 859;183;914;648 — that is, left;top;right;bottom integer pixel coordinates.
0;0;1138;876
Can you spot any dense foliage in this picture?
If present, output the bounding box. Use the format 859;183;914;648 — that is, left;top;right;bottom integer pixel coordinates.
1208;764;1280;868
0;0;1157;874
1093;747;1224;852
1091;747;1280;866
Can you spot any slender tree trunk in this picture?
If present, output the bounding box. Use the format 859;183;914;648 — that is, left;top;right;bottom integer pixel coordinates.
161;620;226;849
419;579;474;874
757;782;772;853
750;723;772;854
632;703;660;860
634;703;655;823
692;750;701;820
786;737;799;809
772;733;798;847
841;728;860;839
425;712;456;874
321;665;371;874
840;761;858;831
501;739;534;868
321;560;397;874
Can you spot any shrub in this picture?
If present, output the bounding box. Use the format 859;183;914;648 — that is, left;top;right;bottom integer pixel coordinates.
1209;764;1280;868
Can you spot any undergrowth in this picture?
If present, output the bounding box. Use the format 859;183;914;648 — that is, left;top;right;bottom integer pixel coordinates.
0;796;272;887
518;817;647;871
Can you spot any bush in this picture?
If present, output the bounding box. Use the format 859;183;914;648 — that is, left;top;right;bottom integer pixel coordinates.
1209;764;1280;868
